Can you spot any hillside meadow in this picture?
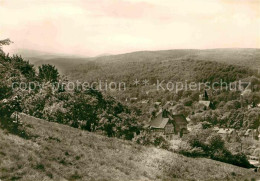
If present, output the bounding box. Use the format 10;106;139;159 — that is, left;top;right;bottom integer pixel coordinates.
0;114;259;181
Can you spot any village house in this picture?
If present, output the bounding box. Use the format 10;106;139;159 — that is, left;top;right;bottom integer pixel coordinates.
212;127;220;132
248;156;260;168
125;97;138;102
186;117;191;122
241;88;252;97
148;108;188;139
154;101;161;106
244;129;259;140
217;128;238;141
140;100;149;104
130;97;138;102
198;100;213;109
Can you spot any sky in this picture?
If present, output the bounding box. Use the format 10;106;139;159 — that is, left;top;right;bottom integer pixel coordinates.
0;0;260;56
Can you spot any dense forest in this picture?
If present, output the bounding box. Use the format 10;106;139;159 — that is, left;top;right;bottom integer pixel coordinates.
51;49;260;131
26;49;260;83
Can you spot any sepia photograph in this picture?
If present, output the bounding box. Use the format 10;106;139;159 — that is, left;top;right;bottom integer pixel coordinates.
0;0;260;180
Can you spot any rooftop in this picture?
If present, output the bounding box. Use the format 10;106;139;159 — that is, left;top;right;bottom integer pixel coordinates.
199;100;211;107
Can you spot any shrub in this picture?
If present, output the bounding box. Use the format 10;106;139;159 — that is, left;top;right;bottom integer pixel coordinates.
230;153;252;168
0;116;30;139
179;129;252;168
178;142;206;157
206;134;225;150
154;136;170;150
134;131;170;150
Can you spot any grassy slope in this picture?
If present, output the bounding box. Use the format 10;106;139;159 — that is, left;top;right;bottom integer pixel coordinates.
0;114;259;181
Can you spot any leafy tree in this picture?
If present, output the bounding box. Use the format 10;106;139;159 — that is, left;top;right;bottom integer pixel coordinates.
179;128;252;168
0;84;12;100
11;55;35;79
38;64;59;82
206;134;225;150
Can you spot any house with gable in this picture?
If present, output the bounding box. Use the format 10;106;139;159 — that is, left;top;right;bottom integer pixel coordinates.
148;105;188;139
198;100;213;109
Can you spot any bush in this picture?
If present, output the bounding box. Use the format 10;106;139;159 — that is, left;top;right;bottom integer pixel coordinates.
178;142;206;157
134;131;170;150
179;129;252;168
154;136;170;150
0;116;30;139
230;153;252;168
207;134;225;150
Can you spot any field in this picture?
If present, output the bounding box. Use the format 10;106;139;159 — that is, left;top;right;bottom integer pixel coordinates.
0;114;259;181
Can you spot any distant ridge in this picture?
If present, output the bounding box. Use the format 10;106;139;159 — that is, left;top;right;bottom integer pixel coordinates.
14;48;260;76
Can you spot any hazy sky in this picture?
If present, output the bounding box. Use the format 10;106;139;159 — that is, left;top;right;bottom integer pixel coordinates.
1;0;260;56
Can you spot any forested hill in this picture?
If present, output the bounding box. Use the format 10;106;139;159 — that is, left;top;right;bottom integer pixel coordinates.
85;48;260;68
24;48;260;84
25;48;260;67
65;51;258;85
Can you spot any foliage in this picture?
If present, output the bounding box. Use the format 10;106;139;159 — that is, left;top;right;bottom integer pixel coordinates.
11;55;35;79
0;38;12;54
0;116;30;139
178;129;252;168
0;97;30;139
0;84;12;100
38;64;59;82
133;131;170;150
0;48;142;142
